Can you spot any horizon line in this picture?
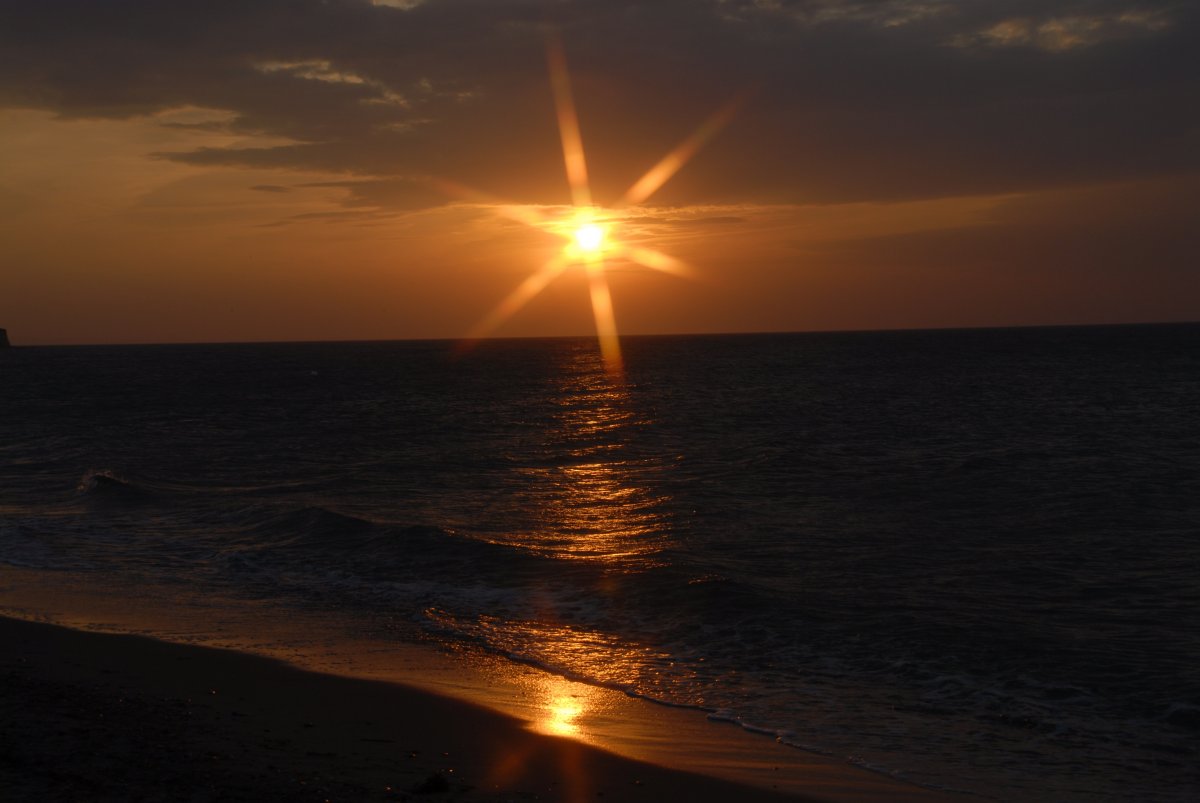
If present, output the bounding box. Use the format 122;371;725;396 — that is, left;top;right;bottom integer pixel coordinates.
5;318;1198;349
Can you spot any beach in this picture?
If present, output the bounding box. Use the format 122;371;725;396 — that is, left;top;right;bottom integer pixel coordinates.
0;615;949;802
2;331;1197;800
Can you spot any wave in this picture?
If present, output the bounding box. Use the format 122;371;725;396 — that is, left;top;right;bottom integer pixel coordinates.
242;505;379;544
212;502;579;598
76;470;156;504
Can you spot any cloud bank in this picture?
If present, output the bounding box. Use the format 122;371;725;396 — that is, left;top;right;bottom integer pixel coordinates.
3;0;1196;209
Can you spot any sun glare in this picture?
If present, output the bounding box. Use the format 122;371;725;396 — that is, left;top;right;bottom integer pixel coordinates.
574;223;605;253
453;38;742;375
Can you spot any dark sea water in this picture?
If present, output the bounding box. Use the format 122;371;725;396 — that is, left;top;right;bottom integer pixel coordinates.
2;325;1198;800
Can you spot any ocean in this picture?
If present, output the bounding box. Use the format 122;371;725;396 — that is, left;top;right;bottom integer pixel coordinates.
1;324;1197;800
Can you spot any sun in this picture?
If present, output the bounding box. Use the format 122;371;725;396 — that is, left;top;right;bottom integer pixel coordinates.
573;222;605;254
452;39;743;375
564;209;612;259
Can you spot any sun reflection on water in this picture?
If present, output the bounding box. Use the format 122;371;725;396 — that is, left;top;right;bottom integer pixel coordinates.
544;694;584;737
426;348;685;749
504;347;674;569
425;608;683;697
525;669;611;742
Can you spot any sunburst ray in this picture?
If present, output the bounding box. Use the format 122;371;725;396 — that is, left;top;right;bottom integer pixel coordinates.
618;93;747;208
429;177;550;229
444;41;742;376
547;37;592;210
584;254;622;373
459;253;571;349
622;245;692;278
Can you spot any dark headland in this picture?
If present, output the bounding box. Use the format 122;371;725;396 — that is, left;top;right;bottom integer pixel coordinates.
0;328;9;347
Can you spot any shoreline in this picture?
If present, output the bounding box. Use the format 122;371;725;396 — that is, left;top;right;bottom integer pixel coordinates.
0;614;952;801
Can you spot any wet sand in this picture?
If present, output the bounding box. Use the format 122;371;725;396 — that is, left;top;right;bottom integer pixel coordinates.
0;615;952;802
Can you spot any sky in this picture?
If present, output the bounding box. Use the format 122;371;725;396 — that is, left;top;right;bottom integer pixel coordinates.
1;0;1198;345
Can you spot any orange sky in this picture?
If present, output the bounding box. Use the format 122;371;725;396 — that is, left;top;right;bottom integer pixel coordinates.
2;1;1198;345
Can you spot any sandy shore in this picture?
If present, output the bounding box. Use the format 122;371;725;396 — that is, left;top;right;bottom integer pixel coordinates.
0;615;950;802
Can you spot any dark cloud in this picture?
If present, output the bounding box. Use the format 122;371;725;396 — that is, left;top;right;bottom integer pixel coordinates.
2;0;1197;206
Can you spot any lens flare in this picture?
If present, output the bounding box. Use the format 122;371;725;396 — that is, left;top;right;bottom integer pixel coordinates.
574;223;605;253
452;38;743;375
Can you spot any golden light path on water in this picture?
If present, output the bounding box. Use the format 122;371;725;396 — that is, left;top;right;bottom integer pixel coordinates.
467;347;673;566
422;350;682;746
454;39;744;375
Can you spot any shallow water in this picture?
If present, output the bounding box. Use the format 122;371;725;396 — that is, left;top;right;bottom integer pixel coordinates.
2;325;1198;800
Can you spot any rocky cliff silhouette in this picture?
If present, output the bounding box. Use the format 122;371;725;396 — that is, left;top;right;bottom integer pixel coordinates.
0;329;10;348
